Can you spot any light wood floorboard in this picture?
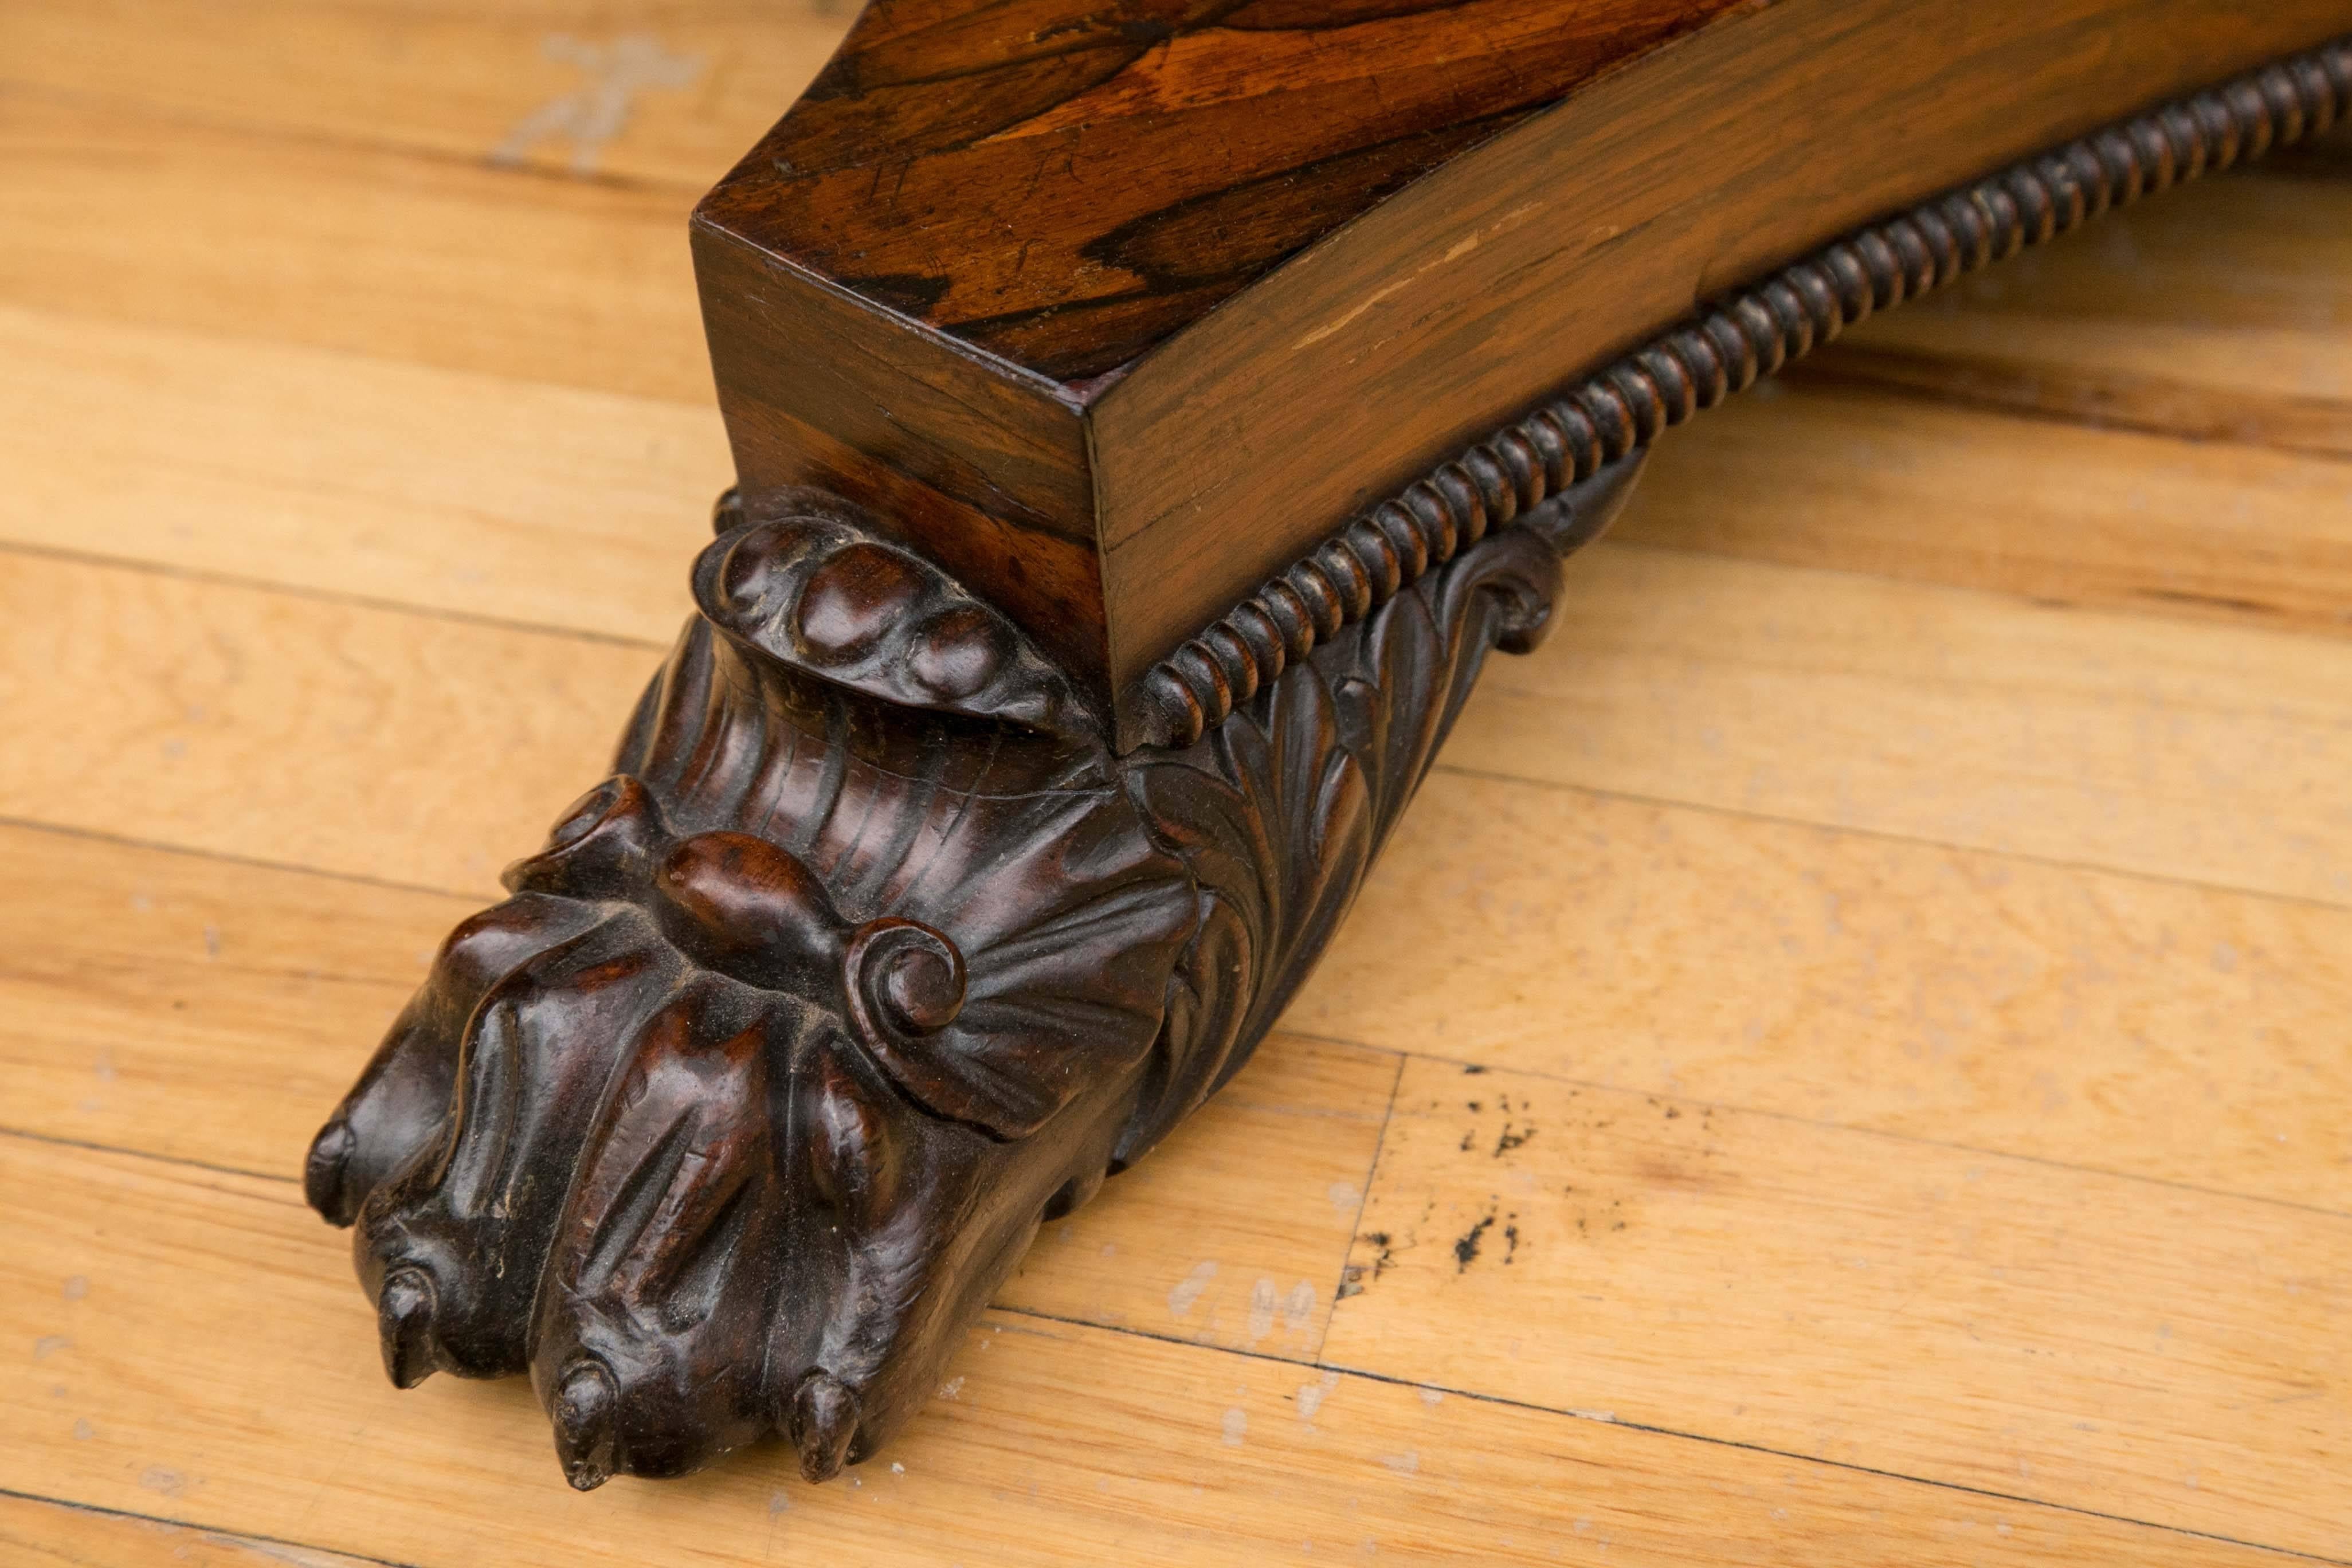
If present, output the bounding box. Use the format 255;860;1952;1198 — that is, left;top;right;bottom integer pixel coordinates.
2;5;2345;1563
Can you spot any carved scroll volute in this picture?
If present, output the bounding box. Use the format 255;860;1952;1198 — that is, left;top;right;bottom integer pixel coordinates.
304;459;1641;1488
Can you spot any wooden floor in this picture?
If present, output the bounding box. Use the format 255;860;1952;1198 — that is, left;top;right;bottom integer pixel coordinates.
3;7;2349;1564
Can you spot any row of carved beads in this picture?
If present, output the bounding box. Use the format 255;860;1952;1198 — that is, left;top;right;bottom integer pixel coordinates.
1130;39;2350;750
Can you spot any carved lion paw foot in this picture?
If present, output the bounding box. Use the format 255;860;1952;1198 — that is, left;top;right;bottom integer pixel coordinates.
305;468;1630;1486
305;762;1197;1485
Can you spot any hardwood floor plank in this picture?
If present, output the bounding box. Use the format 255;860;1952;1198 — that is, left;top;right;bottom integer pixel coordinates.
0;820;1389;1355
1790;346;2352;463
0;304;722;644
0;0;845;191
0;95;707;403
1449;540;2352;907
0;824;456;1180
9;10;2349;1562
1616;381;2352;637
7;265;2348;675
0;1136;2297;1567
1292;771;2352;1211
1806;171;2352;445
19;520;2350;918
0;1493;389;1568
0;551;646;895
1321;1057;2352;1558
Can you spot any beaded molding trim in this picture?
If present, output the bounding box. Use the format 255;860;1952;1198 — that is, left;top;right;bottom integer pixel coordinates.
1125;37;2352;750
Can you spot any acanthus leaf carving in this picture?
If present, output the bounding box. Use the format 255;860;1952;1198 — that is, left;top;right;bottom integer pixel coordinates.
304;454;1645;1488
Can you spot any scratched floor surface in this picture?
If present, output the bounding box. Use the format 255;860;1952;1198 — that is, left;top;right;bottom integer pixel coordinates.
2;6;2349;1564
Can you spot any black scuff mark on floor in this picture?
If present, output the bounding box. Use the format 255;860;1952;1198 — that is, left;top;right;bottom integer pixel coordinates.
1453;1208;1496;1272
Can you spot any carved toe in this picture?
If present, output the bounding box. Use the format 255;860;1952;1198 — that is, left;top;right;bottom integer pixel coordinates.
351;923;684;1379
789;1371;860;1483
310;464;1540;1489
376;1267;443;1390
524;979;783;1482
551;1359;621;1491
305;1004;461;1231
303;1118;358;1225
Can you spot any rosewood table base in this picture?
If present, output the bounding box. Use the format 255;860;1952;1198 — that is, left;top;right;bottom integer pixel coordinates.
300;27;2352;1489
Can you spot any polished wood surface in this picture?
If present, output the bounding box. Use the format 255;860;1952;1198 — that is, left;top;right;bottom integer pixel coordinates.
693;0;2352;716
698;0;1750;381
5;0;2351;1559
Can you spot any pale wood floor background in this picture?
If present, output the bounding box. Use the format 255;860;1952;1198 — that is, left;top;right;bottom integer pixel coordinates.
2;6;2349;1564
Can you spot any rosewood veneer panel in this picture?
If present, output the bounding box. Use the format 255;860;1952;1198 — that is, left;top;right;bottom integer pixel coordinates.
693;0;2352;725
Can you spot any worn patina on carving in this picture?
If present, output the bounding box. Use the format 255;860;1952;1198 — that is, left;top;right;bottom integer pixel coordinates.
306;462;1643;1488
301;9;2350;1488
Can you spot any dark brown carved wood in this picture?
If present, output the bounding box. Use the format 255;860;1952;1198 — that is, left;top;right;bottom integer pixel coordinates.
694;1;2352;739
307;9;2352;1490
308;457;1643;1488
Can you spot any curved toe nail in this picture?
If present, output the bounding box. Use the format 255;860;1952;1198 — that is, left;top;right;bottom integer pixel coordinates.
303;1119;356;1224
376;1267;441;1390
552;1359;621;1492
790;1371;860;1483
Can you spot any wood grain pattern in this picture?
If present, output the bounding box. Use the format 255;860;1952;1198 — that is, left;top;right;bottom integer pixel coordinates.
0;551;643;895
1806;170;2352;454
708;0;2349;386
0;1135;2301;1567
1448;540;2352;907
0;0;842;190
699;5;2352;712
0;94;709;404
1293;771;2352;1210
1322;1056;2352;1557
1616;380;2352;637
9;0;2352;1556
0;824;455;1179
698;0;1751;381
0;1494;384;1568
0;304;721;642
